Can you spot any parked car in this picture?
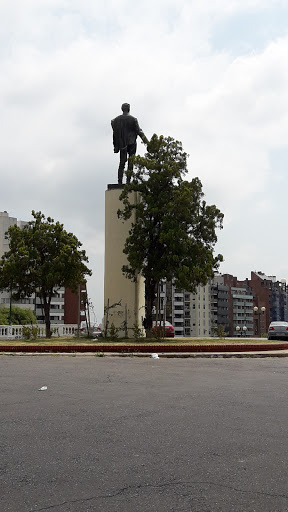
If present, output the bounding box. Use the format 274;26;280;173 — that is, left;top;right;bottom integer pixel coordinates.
91;326;103;338
267;321;288;341
80;323;102;338
152;321;174;338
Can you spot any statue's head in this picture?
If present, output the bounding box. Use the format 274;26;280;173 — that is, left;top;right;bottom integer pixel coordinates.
121;103;130;113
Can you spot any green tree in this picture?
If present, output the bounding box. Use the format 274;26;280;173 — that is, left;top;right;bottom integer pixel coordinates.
0;211;92;338
0;306;37;325
118;134;224;336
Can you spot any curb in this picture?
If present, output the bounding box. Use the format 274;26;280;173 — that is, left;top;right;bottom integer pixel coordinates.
1;343;288;354
2;351;288;358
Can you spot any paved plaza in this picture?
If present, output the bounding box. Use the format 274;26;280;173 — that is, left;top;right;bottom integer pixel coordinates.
1;355;288;511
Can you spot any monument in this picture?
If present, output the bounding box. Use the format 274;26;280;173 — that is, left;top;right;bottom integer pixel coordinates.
104;104;147;337
111;103;148;184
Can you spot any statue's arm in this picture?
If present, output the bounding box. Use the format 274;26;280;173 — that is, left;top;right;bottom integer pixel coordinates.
135;118;149;145
111;118;119;153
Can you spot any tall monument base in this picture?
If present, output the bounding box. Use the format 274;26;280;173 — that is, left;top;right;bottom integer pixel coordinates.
104;184;145;337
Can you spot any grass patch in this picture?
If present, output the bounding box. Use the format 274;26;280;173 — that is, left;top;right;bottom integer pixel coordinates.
0;336;285;346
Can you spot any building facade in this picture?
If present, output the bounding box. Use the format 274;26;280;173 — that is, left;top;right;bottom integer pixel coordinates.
247;271;288;335
211;277;230;335
156;280;212;337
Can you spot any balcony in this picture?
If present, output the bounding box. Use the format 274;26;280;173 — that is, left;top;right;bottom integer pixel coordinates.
50;297;65;304
35;308;64;317
174;301;184;307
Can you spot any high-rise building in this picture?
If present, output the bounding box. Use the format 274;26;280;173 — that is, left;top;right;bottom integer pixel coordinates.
247;271;288;334
219;274;256;336
211;277;229;334
154;270;288;337
0;211;27;258
156;280;211;337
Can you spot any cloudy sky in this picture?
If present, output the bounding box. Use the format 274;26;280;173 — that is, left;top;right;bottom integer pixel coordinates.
1;0;288;323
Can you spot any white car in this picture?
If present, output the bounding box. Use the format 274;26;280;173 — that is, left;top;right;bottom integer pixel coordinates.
80;323;102;337
267;321;288;341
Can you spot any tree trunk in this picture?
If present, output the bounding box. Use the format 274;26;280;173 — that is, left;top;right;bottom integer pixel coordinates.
43;298;52;338
145;280;156;338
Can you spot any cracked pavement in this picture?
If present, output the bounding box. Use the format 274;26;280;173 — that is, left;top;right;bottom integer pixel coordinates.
1;356;288;511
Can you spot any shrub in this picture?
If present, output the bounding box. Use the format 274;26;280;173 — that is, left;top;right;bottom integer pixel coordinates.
132;324;144;341
22;325;38;340
217;325;226;339
153;326;165;340
109;322;119;340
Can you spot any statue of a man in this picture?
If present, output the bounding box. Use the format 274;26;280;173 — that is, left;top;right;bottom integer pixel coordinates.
111;103;148;184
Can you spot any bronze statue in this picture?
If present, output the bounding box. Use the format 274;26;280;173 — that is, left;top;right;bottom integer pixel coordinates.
111;103;148;184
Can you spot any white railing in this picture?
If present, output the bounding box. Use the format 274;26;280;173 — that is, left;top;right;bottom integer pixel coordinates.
0;324;78;340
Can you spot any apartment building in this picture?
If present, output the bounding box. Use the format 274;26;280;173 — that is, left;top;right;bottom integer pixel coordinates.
0;211;27;257
211;277;229;334
247;271;288;335
220;271;288;336
219;274;255;336
154;270;288;337
157;280;211;337
230;287;254;336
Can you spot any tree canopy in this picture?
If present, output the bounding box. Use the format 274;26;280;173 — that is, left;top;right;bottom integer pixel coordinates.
0;306;37;325
118;134;224;335
0;211;92;337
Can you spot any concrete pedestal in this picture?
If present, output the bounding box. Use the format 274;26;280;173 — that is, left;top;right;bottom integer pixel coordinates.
104;185;145;337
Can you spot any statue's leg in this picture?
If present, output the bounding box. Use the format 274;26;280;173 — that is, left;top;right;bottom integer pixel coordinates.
118;148;127;184
126;143;137;183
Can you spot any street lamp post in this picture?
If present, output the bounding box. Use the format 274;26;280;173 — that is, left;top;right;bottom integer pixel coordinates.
236;325;247;337
253;306;266;337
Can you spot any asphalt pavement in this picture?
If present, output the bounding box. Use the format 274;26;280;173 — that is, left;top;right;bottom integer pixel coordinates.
1;356;288;511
